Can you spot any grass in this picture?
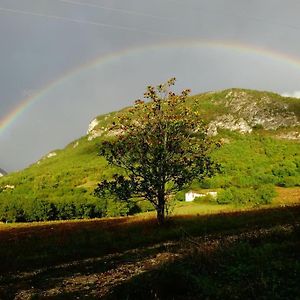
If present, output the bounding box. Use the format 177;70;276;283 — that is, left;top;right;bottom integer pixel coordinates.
0;191;299;298
109;224;300;300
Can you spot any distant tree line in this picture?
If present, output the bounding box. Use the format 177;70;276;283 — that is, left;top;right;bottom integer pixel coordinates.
0;184;279;223
0;196;151;223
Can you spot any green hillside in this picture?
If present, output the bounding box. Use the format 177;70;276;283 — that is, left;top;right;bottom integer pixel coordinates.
0;88;299;222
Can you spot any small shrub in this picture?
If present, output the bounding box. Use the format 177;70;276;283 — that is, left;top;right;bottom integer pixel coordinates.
175;191;186;202
217;189;234;204
55;200;76;220
105;198;131;217
0;198;26;222
25;199;57;221
199;179;212;189
74;199;97;219
256;184;276;204
232;187;258;204
278;176;300;187
135;199;155;212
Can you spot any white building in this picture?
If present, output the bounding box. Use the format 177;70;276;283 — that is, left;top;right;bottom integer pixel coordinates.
185;191;218;202
185;191;205;202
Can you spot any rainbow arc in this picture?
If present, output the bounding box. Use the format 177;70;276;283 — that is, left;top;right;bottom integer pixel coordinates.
1;39;300;135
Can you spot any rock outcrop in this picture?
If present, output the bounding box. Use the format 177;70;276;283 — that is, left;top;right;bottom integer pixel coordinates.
86;89;299;139
0;168;7;177
208;89;299;136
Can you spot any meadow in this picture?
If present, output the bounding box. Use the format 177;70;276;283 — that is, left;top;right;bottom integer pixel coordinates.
0;187;299;299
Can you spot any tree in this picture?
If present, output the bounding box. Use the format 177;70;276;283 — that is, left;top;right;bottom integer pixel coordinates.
95;78;218;224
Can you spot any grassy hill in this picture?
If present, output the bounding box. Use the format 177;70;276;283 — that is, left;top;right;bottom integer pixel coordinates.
0;88;299;222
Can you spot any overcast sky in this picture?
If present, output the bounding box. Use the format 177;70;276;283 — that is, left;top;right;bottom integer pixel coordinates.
1;0;300;171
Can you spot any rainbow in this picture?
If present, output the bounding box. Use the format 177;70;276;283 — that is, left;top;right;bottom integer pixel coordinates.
1;39;300;135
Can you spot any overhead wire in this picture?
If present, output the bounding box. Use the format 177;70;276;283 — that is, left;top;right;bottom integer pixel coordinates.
56;0;174;21
0;6;171;37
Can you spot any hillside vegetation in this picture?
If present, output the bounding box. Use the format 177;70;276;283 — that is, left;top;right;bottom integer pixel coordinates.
0;88;299;222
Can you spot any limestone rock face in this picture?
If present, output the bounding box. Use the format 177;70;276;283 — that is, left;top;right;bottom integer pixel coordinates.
47;152;57;158
207;89;299;135
87;118;105;141
277;131;300;141
208;114;252;136
0;168;7;177
87;118;99;134
88;129;104;141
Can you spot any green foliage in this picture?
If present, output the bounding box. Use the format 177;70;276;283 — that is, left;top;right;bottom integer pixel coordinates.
174;190;186;202
279;176;300;187
217;185;276;205
204;132;300;189
256;184;277;204
217;188;234;204
105;198;131;217
95;78;217;224
0;198;26;222
25;199;57;222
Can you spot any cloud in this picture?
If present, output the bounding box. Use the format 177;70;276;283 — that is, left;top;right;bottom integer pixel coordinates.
281;91;300;98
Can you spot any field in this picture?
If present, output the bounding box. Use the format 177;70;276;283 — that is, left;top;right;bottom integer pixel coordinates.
0;187;299;299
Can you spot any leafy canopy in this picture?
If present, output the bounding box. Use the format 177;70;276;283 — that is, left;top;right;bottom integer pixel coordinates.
95;78;218;223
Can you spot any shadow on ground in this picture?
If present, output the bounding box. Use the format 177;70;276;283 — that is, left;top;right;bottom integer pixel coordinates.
0;205;299;299
106;225;300;300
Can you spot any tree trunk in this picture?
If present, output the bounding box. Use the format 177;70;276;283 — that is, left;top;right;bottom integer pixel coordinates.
156;195;165;225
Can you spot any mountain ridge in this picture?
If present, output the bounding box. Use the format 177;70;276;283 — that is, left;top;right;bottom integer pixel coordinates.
86;88;300;141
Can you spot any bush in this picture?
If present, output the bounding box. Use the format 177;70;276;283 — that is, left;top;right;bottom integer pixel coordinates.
217;185;276;205
74;199;97;219
232;187;258;204
278;176;300;188
232;176;258;188
134;199;154;212
105;198;130;217
55;200;76;220
25;199;57;221
0;198;26;222
256;184;276;204
175;191;186;202
217;189;234;204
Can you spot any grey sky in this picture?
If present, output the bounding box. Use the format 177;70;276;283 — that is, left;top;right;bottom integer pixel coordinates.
0;0;300;171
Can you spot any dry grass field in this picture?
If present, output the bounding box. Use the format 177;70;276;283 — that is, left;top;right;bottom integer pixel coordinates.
0;187;299;299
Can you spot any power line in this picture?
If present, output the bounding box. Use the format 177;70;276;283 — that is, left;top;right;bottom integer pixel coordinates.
0;6;170;37
56;0;173;21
